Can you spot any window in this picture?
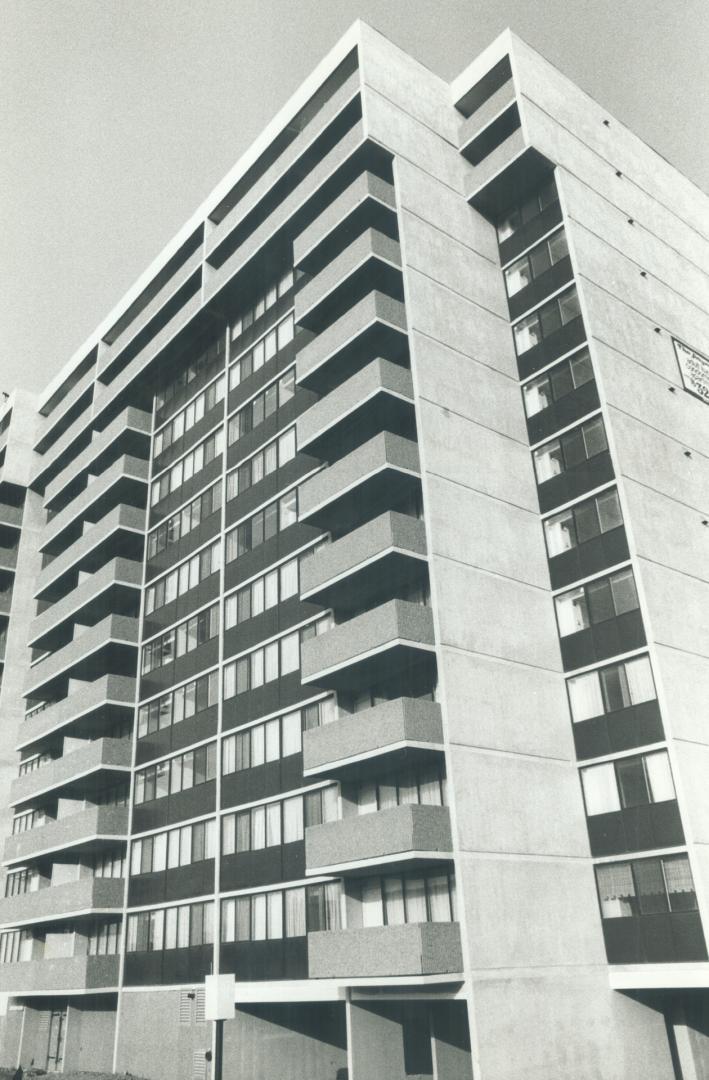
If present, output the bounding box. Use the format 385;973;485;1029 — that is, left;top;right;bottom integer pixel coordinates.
138;670;219;738
4;869;40;897
595;854;697;918
356;763;446;815
224;554;304;629
156;337;225;412
131;819;215;875
226;427;297;502
555;567;639;637
93;847;125;879
145;541;221;615
127;901;214;952
12;809;45;835
513;286;582;355
87;919;121;956
225;488;299;564
222;615;332;697
230;275;294;343
141;603;219;675
227;369;295;446
154;375;226;459
359;871;456;927
147;481;222;560
0;930;33;965
228;311;295;391
134;743;217;805
522;349;594;420
567;655;656;724
151;429;224;506
222;701;333;774
544;488;623;557
497;179;558;242
504;229;569;297
221;785;338;855
581;750;675;816
221;880;340;943
533;415;608;484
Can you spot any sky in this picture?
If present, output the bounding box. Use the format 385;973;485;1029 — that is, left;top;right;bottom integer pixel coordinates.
2;0;707;397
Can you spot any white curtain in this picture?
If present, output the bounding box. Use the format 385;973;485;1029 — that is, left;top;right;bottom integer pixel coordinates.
555;589;589;636
625;656;656;705
268;891;283;939
645;751;675;803
596;863;635;917
285;888;306;937
545;511;575;557
361;879;384;927
581;763;620;816
567;671;604;722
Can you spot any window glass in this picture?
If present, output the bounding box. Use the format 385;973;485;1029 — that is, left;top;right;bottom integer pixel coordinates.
644;751;675;803
600;664;631;712
615;757;649;808
570;350;594;388
567;670;604;722
625;656;655;705
586;578;615;623
664;855;697;912
533;440;564;483
505;255;531;297
596;863;636;918
635;859;669;915
523;374;552;418
513;314;541;354
610;568;638;615
596;489;623;533
544;509;575;556
559;288;581;324
555;587;589;636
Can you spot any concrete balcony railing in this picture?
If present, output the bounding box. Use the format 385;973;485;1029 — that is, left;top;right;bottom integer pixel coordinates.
0;502;23;529
0;877;125;930
41;454;149;552
44;406;151;508
301;599;435;691
24;614;139;699
29;556;142;648
34;364;96;456
296;291;407;390
308;922;463;980
299;432;419;527
295;228;401;329
0;954;120;994
207;70;361;261
93;292;203;425
36;505;145;599
306;804;453;876
18;675;136;752
458;80;517;155
204;121;367;307
303;697;443;778
294;171;396;271
300;512;427;606
4;805;129;865
297;357;413;453
0;590;12;616
466;125;527;194
11;737;132;807
99;246;204;379
0;545;18;571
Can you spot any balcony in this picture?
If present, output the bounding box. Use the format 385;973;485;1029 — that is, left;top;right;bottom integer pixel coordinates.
4;804;129;865
0;502;23;529
35;504;145;599
308;922;463;980
0;954;120;995
296;291;407;391
0;545;18;571
207;69;361;260
294;171;396;273
298;431;419;533
11;737;132;807
464;124;553;221
301;511;427;612
0;589;12;616
24;614;139;700
295;228;401;331
40;454;149;553
44;406;151;509
29;556;142;649
99;246;204;379
301;599;435;692
297;357;413;457
303;697;443;780
18;674;136;752
204;120;370;307
306;804;452;876
34;364;96;456
0;877;124;930
458;80;517;156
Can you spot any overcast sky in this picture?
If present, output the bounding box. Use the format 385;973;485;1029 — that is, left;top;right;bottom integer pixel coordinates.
2;0;707;397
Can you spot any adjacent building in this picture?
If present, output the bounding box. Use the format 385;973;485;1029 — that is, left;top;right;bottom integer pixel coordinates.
0;21;707;1080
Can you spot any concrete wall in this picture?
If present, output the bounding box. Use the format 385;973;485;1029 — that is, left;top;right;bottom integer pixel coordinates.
225;1003;347;1080
116;987;212;1080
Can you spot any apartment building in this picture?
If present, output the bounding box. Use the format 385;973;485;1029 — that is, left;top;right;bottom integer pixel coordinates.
0;21;707;1080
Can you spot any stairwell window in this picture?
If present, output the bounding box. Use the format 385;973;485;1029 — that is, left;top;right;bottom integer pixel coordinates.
555;567;639;637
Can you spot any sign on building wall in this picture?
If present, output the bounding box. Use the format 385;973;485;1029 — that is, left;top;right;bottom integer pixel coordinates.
673;338;709;405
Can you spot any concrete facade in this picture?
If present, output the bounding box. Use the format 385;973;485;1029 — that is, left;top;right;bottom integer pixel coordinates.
0;20;706;1080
